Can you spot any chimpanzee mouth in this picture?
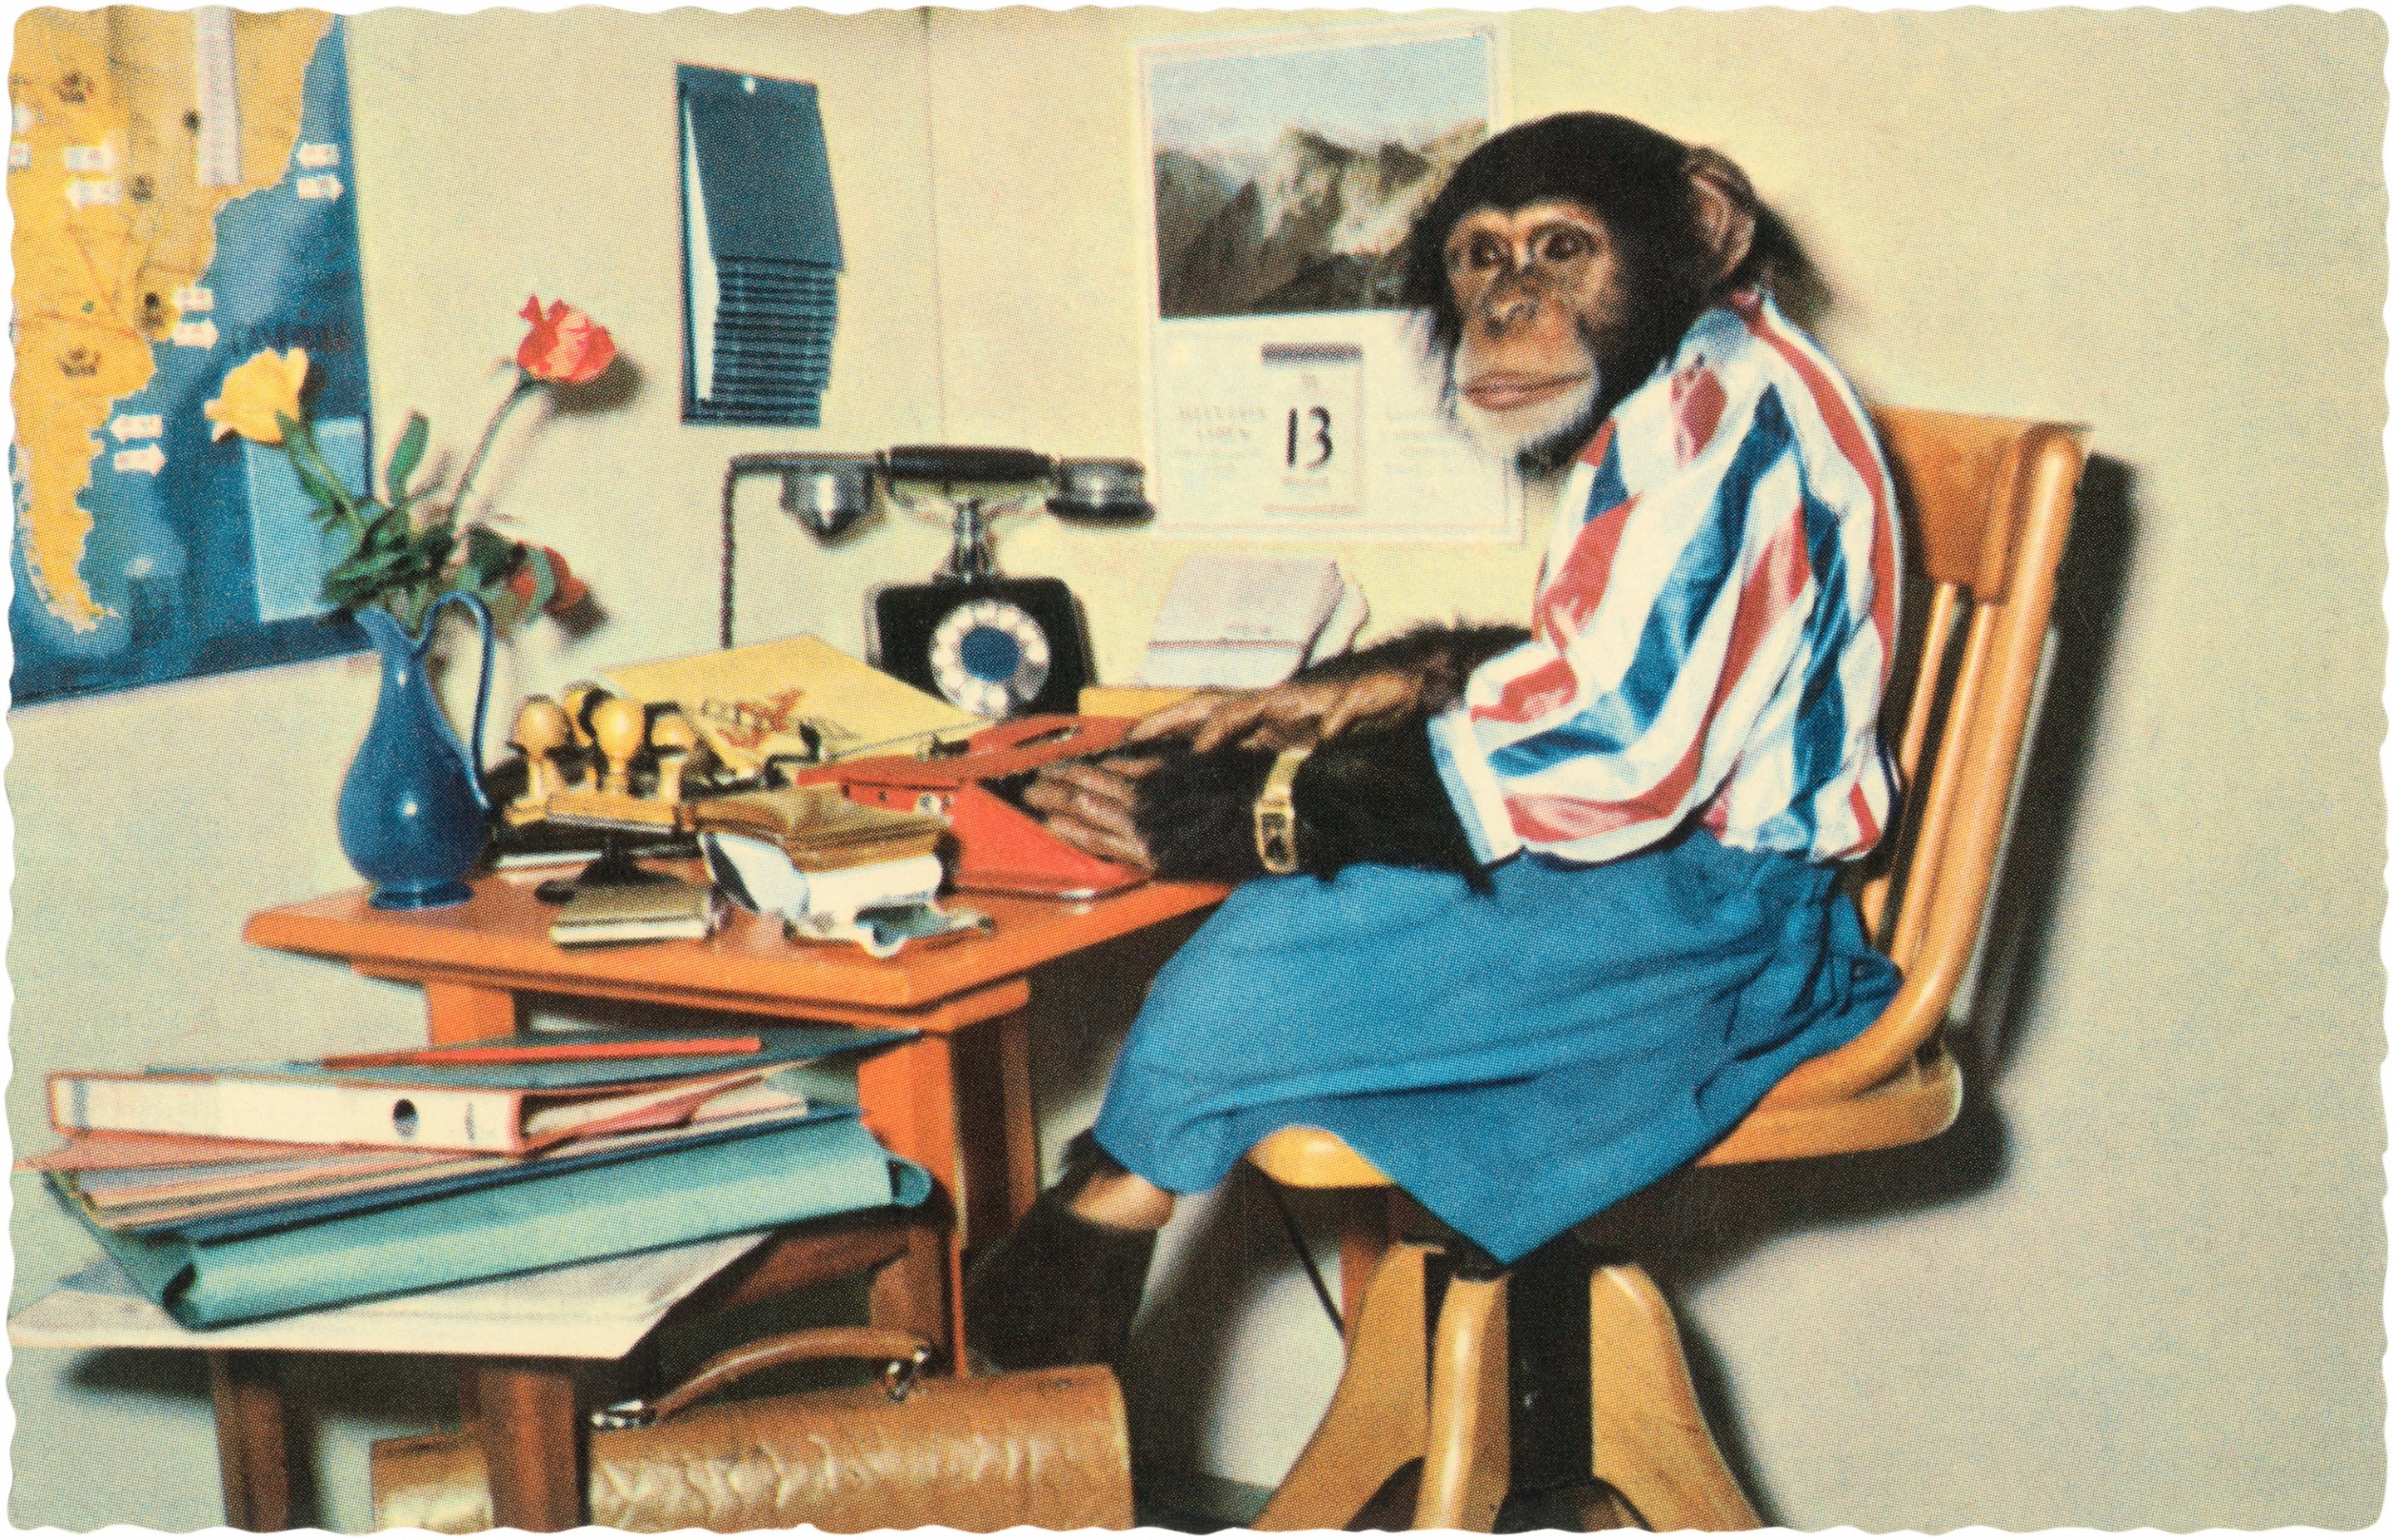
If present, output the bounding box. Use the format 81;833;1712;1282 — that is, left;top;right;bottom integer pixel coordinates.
1452;369;1602;475
1458;371;1591;413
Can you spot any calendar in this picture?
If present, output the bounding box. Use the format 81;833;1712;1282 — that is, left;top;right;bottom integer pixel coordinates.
1138;24;1518;544
1261;345;1364;517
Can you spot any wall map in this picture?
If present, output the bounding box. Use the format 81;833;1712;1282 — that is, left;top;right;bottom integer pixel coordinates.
9;7;371;704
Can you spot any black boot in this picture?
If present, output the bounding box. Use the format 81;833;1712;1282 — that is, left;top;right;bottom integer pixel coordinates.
964;1134;1158;1373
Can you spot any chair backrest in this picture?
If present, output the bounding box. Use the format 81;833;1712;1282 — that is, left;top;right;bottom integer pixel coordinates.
1766;407;2085;1108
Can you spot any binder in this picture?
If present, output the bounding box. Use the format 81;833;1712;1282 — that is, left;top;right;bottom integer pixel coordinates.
125;1100;824;1242
55;1110;930;1328
78;1086;818;1236
48;1025;910;1155
49;1066;764;1155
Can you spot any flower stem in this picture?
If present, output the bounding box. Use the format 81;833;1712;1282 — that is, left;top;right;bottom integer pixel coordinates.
287;426;366;542
451;369;537;519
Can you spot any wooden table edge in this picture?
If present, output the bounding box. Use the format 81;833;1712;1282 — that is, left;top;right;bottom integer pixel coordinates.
242;875;1226;1021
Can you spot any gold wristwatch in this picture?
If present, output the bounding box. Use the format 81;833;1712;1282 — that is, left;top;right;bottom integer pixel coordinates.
1253;747;1311;875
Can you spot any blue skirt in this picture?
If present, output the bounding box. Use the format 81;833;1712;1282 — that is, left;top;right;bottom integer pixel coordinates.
1091;831;1901;1263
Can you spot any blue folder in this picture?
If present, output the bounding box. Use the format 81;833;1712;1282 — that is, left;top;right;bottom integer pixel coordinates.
57;1110;930;1328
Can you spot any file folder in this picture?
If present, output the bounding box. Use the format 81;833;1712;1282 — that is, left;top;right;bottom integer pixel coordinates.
55;1109;929;1328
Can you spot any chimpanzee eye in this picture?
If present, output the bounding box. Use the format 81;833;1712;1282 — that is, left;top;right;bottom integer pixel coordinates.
1543;228;1591;262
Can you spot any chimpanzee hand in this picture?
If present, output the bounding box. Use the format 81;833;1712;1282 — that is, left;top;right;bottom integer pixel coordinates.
1020;755;1162;871
1034;624;1532;884
1123;670;1425;754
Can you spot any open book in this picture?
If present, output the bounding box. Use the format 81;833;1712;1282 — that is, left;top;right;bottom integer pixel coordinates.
1135;556;1368;689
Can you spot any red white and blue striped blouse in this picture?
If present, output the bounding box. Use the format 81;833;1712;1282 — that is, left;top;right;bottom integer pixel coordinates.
1429;291;1900;868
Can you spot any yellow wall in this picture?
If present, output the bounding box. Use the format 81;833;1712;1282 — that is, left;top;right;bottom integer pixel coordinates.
7;6;2385;1530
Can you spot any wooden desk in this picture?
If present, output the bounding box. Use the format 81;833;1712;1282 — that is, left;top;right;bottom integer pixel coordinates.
240;866;1222;1528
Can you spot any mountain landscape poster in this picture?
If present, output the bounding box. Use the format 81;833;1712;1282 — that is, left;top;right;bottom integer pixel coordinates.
1138;24;1518;542
1150;33;1488;320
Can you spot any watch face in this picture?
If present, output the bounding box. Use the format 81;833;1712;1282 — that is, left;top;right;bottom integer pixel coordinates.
927;597;1054;718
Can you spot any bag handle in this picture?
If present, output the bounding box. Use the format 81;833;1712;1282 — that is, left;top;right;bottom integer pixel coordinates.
592;1327;938;1430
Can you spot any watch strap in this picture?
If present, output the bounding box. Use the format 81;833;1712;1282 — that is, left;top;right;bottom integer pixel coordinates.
1253;747;1311;875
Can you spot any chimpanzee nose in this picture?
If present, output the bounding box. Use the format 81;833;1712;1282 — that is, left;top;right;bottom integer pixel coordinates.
1481;279;1539;332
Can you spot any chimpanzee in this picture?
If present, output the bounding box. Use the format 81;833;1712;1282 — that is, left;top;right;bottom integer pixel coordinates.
969;114;1904;1377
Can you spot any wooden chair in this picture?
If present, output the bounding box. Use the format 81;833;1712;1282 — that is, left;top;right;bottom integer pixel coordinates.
1242;407;2087;1531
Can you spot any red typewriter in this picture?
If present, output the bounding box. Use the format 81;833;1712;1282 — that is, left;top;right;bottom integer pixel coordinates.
793;714;1145;899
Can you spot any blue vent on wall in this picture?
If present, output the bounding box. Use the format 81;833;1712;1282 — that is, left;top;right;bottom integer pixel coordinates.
677;64;843;426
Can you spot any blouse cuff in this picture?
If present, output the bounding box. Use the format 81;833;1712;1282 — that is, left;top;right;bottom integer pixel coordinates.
1427;705;1521;866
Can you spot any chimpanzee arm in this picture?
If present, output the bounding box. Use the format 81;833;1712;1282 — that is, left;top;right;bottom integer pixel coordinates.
1129;622;1529;882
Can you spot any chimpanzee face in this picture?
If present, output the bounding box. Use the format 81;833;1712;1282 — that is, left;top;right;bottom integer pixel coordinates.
1443;199;1626;474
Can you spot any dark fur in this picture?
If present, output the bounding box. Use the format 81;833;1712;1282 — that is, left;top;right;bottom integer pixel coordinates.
1129;623;1531;883
1398;113;1793;441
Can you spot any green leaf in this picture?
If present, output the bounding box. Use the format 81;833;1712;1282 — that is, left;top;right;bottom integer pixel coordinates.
327;546;407;587
414;527;457;572
322;563;398;607
362;503;412;552
463;523;524;586
386;413;429;499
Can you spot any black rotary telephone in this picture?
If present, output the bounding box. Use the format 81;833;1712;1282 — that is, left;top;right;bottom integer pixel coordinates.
720;445;1153;719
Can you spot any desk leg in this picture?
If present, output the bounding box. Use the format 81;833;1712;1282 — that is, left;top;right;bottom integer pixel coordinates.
209;1351;297;1531
465;1357;583;1531
868;1217;953;1354
996;1013;1041;1226
423;980;523;1046
861;1017;1052;1371
857;1034;959;1209
858;1034;967;1361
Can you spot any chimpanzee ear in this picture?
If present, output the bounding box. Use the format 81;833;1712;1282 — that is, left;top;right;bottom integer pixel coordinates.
1685;146;1758;287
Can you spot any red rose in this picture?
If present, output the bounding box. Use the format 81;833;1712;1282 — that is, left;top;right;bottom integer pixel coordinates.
508;545;590;616
542;547;589;613
516;297;617;386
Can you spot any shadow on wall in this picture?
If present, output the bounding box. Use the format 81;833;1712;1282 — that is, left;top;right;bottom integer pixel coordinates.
1575;450;2140;1523
1968;453;2140;1076
1757;204;1832;341
1119;1162;1349;1484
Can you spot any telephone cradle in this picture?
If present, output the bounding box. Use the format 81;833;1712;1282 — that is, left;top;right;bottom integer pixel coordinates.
793;714;1146;900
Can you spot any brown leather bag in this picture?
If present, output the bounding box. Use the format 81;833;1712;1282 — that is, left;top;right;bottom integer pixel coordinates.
371;1327;1134;1533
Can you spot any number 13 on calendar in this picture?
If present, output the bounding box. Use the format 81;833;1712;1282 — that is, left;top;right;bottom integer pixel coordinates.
1261;343;1364;518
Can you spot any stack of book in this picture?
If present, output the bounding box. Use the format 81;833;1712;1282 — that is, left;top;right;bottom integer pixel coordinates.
548;879;724;948
23;1027;929;1328
692;786;986;957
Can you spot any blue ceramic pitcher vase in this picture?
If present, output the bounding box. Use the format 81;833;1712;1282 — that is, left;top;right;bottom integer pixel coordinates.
337;591;495;910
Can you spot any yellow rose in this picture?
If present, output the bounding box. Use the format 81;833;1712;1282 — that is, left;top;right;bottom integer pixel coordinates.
204;348;310;444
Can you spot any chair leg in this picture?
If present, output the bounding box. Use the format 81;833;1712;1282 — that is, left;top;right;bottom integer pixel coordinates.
1586;1263;1761;1531
1255;1243;1434;1530
1410;1272;1510;1531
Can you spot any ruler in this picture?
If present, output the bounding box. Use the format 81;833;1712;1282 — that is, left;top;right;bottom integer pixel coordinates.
192;7;240;188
